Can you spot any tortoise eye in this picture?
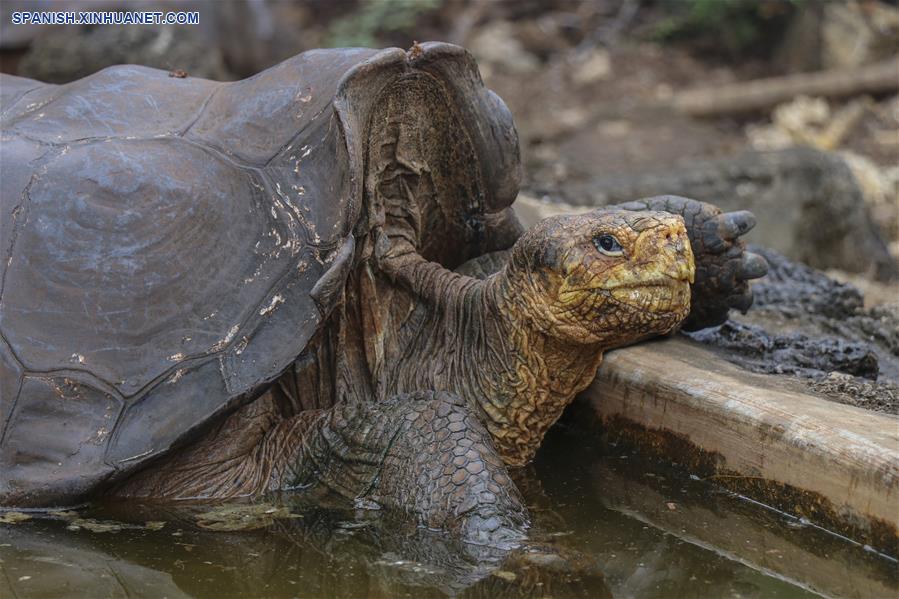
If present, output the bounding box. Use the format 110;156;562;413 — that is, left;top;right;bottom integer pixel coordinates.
594;234;624;256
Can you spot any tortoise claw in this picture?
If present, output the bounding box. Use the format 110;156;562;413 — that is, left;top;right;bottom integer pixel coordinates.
730;289;754;313
738;251;768;281
718;210;757;240
614;196;764;328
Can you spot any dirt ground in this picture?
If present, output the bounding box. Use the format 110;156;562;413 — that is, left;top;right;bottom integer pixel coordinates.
464;13;899;266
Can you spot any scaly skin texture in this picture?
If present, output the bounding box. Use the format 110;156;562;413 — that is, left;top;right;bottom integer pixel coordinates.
118;198;763;542
117;197;763;548
285;391;528;545
380;209;694;465
118;389;529;545
12;53;767;552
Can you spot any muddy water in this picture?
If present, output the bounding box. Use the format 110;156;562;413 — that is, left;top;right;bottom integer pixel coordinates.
2;423;895;599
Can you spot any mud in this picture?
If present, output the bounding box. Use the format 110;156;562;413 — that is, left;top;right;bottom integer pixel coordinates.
687;320;880;380
687;246;899;413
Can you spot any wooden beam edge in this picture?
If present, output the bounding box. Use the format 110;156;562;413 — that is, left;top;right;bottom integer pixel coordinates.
586;336;899;552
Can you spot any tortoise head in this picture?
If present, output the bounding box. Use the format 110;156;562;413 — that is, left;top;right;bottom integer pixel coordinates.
503;210;695;348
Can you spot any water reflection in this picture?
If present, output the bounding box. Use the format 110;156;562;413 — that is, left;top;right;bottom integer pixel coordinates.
1;503;607;598
1;416;895;598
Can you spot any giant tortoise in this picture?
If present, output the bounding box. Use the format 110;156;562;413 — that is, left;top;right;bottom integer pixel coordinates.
0;43;765;544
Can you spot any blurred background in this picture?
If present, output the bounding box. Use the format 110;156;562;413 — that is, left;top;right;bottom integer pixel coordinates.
2;0;898;294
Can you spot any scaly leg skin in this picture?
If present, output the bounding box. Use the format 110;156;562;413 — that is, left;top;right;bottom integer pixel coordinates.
283;391;529;547
615;195;769;331
115;390;529;547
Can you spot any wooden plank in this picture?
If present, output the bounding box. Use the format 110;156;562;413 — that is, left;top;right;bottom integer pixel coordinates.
586;336;899;553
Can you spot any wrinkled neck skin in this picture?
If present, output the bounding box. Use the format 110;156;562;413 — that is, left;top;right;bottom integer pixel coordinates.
384;255;605;467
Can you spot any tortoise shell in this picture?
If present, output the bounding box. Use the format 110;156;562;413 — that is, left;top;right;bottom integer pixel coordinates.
0;43;520;506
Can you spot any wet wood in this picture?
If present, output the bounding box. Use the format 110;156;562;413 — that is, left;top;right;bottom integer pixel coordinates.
587;336;899;550
671;59;899;116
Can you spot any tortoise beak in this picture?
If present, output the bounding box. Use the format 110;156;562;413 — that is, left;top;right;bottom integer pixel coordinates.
635;220;695;285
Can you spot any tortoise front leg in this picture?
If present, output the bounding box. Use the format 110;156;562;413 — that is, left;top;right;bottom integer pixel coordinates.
283;391;529;547
614;195;768;330
114;388;527;545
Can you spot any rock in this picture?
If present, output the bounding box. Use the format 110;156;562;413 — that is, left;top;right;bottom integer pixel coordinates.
548;148;898;281
571;49;612;86
746;96;898;265
18;24;231;83
821;1;899;70
513;18;570;60
745;95;865;151
775;1;899;71
840;151;899;253
212;0;316;77
469;22;539;76
513;193;581;228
